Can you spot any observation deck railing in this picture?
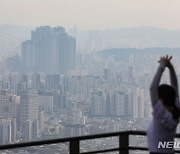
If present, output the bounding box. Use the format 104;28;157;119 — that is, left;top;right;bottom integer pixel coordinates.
0;130;180;154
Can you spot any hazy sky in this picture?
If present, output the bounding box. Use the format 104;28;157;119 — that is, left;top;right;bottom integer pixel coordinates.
1;0;180;30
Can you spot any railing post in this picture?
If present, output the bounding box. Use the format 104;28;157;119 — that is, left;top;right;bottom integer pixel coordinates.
119;133;129;154
70;140;80;154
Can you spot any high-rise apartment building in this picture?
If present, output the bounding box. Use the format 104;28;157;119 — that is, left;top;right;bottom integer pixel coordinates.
38;91;53;113
0;90;18;118
133;88;145;119
38;111;45;132
22;119;39;141
20;91;38;141
91;91;105;116
21;26;76;74
0;90;19;141
21;41;36;72
0;118;16;144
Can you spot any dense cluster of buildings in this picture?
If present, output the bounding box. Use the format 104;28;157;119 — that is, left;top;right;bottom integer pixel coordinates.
0;53;160;145
0;26;76;144
2;26;180;154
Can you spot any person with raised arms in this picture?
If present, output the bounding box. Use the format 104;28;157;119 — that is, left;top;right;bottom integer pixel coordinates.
147;55;180;154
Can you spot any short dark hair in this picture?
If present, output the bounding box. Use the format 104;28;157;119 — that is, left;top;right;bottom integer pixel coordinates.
158;84;176;107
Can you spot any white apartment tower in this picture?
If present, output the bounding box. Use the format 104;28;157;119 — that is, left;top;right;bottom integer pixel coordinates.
20;91;38;141
21;26;76;74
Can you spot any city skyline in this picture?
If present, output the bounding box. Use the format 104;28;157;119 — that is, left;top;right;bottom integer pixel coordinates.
1;1;180;152
0;23;180;153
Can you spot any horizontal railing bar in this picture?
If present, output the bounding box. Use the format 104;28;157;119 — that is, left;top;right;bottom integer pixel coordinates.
0;130;180;151
174;150;180;153
0;130;132;150
175;134;180;138
80;148;119;154
128;130;146;136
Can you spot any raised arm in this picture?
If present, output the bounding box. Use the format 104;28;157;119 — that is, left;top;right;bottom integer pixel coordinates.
150;62;166;107
167;61;179;98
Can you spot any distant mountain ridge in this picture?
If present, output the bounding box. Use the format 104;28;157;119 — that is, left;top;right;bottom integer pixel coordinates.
100;27;180;39
98;48;180;62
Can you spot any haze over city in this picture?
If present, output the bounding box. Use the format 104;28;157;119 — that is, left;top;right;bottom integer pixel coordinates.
1;1;180;154
1;0;180;30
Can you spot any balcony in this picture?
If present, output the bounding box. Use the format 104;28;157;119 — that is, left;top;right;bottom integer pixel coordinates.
0;130;180;154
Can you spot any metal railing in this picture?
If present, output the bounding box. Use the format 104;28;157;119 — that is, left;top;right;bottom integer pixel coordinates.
0;130;180;154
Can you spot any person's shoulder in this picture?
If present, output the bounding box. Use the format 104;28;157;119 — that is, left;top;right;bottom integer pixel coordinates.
153;100;163;110
153;100;165;116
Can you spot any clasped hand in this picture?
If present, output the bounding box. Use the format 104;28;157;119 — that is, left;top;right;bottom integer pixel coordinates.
158;55;173;68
